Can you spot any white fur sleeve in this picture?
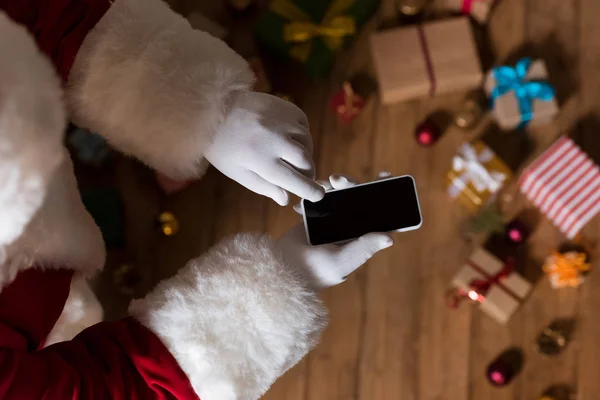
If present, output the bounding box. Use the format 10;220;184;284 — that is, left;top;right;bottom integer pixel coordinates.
129;233;327;400
67;0;255;179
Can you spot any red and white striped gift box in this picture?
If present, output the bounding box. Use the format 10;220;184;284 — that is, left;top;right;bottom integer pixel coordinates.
519;136;600;238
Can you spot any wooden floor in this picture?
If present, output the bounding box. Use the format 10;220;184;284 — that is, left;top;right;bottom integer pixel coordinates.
97;0;600;398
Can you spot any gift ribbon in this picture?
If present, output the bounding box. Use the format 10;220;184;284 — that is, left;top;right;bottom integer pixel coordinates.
448;142;507;200
466;257;517;302
270;0;356;62
417;25;436;96
447;258;518;308
490;57;556;128
543;251;590;288
461;0;485;14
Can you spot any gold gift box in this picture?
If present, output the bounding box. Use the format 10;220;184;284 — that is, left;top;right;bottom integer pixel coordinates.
447;140;512;213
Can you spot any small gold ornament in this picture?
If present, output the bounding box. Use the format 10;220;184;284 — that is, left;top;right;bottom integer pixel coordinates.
113;263;143;296
454;98;483;129
397;0;428;16
158;211;180;237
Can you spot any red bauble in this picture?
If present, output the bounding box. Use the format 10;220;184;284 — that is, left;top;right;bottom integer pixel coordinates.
415;119;441;146
505;218;530;244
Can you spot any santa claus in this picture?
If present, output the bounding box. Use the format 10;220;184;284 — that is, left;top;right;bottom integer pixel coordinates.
0;1;394;398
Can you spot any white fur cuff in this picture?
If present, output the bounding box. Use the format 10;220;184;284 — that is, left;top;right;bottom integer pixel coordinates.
0;13;66;248
67;0;255;179
130;234;327;400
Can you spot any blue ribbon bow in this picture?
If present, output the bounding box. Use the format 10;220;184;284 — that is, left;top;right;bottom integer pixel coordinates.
490;57;556;128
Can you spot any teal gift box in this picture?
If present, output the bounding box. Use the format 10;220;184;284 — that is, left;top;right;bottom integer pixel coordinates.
255;0;379;78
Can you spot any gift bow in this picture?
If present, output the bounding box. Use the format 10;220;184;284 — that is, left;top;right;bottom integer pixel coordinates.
270;0;356;62
449;143;507;200
543;251;590;288
490;57;555;128
447;258;515;308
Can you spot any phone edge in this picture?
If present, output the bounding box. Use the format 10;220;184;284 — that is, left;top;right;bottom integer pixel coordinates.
301;175;423;245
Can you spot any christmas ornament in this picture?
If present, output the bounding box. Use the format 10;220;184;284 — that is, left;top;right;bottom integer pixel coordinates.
542;250;590;289
486;348;523;387
397;0;428;17
157;211;180;237
454;96;484;129
113;263;143;296
226;0;258;13
540;385;576;400
415;117;441;147
535;324;568;356
505;217;531;244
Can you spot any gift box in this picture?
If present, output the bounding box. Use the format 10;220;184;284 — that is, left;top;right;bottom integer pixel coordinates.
519;136;600;239
370;17;482;105
485;58;558;130
255;0;379;78
543;251;591;289
443;0;497;24
330;73;376;123
451;248;532;324
447;140;512;213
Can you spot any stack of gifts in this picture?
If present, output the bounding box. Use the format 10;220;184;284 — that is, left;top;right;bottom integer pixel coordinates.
485;58;558;130
519;136;600;239
447;140;512;213
255;0;379;78
443;0;498;24
370;17;482;105
449;247;532;324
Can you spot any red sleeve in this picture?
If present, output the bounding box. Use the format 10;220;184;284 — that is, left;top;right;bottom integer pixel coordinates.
0;269;199;399
0;0;111;81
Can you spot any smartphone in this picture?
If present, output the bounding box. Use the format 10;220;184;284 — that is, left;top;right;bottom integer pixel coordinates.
301;176;422;246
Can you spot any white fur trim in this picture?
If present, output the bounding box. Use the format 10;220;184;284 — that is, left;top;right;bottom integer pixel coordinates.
130;234;327;400
45;276;104;346
67;0;255;179
0;156;105;288
0;13;66;248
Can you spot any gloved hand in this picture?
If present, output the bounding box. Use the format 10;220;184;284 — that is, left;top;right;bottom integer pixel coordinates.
205;92;325;206
277;175;394;288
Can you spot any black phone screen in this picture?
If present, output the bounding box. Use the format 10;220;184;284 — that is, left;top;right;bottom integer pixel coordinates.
302;176;422;245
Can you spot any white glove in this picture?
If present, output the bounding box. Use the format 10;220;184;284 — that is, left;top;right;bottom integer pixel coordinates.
205;92;325;206
277;175;394;288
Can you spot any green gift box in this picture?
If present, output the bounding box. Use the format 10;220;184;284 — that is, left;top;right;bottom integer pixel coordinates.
255;0;379;78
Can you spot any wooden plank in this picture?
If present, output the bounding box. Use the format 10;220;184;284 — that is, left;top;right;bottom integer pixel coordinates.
300;16;382;399
261;83;331;400
575;0;600;398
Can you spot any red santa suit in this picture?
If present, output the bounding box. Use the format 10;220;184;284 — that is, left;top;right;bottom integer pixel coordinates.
0;1;327;399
